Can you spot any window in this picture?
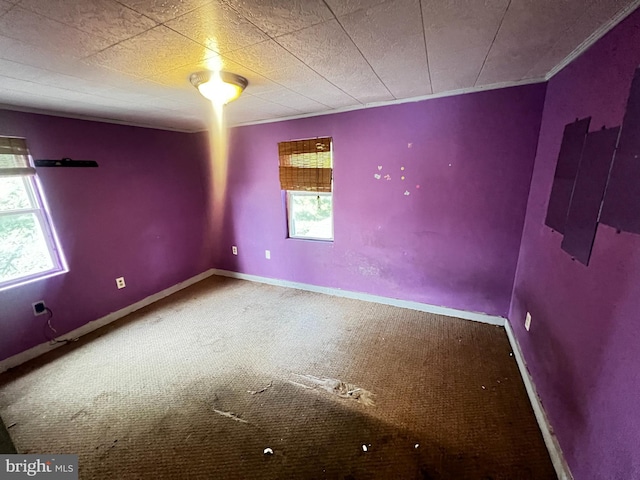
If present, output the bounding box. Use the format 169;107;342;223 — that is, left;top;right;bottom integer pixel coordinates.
278;137;333;240
287;191;333;240
0;137;65;289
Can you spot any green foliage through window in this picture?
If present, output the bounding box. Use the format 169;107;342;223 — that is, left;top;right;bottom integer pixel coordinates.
288;192;333;240
0;176;60;287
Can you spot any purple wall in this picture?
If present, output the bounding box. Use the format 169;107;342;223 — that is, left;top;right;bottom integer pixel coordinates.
217;85;546;317
510;10;640;480
0;110;214;362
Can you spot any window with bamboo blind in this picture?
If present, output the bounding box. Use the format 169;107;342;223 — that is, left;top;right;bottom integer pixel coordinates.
278;137;332;192
0;136;65;289
278;137;333;240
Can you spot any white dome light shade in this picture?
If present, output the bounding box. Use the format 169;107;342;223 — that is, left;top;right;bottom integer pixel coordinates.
190;71;248;104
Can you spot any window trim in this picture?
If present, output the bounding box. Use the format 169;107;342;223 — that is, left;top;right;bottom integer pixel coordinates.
0;163;66;291
286;190;334;242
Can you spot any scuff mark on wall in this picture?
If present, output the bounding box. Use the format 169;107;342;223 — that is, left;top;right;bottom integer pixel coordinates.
359;264;381;276
344;250;383;277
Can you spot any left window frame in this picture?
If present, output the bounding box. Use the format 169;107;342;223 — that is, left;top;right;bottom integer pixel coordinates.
0;140;66;291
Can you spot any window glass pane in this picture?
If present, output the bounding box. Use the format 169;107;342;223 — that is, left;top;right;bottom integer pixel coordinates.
290;193;333;240
0;212;54;283
0;177;34;211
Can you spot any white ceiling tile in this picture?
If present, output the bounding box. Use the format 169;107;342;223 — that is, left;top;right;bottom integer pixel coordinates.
164;1;268;54
431;67;481;93
0;58;164;102
0;34;76;72
275;19;393;103
0;1;13;16
241;75;284;95
84;25;211;78
222;0;334;37
222;39;302;74
262;63;324;87
0;58;58;83
324;0;387;16
428;45;488;92
0;6;113;58
225;109;269;125
48;59;150;90
225;109;283;125
18;0;158;44
146;95;200;111
427;45;488;73
225;94;301;124
338;0;432;98
96;88;185;110
163;87;208;103
0;75;150;110
260;103;301;117
13;95;204;131
117;0;213;23
0;0;635;130
265;65;359;108
477;0;594;85
422;0;508;91
526;0;631;78
422;0;508;55
252;88;329;111
293;81;360;108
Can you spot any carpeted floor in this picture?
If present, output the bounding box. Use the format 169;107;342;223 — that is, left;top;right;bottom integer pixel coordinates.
0;276;556;479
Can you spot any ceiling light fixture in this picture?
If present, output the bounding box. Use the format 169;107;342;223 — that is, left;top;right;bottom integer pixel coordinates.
190;70;248;105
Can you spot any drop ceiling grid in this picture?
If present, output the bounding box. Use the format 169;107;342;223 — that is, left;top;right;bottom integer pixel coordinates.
274;19;393;104
0;5;115;58
17;0;158;45
476;0;598;86
419;0;505;93
332;0;432;99
525;0;633;79
0;0;636;130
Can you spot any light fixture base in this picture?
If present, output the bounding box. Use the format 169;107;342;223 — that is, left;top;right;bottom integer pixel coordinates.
190;70;248;104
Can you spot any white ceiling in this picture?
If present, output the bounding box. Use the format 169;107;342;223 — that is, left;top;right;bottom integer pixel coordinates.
0;0;637;131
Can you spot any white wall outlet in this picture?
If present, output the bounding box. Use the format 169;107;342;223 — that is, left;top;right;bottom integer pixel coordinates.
116;277;126;289
32;301;46;316
265;250;271;259
232;246;238;255
525;312;532;331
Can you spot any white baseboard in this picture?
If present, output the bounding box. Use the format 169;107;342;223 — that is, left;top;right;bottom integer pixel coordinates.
504;320;573;480
0;269;216;374
211;269;505;326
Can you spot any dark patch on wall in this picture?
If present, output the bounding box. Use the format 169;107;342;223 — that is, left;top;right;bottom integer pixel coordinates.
561;127;620;265
545;117;591;233
600;68;640;233
546;66;640;265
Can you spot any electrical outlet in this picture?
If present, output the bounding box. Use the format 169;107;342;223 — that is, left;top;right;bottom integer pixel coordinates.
265;250;271;259
525;312;532;332
32;301;46;316
116;277;126;289
232;246;238;255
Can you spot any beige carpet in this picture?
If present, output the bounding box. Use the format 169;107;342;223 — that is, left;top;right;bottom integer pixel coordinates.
0;276;556;479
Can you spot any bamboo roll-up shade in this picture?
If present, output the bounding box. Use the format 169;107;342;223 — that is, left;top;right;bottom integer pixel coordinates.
0;137;36;176
278;137;332;192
